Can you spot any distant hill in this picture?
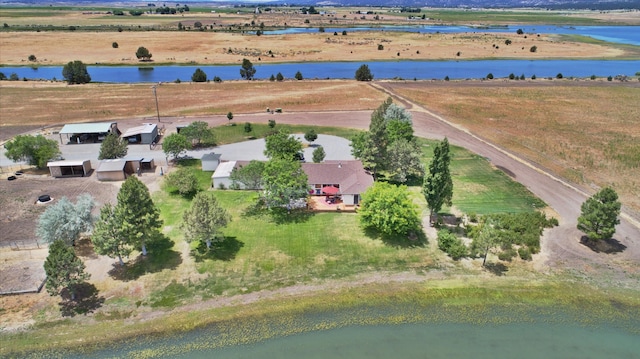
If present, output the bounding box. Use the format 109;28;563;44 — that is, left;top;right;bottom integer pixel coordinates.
1;0;639;10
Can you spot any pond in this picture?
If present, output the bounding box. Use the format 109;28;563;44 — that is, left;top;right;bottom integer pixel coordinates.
50;304;639;359
2;59;638;83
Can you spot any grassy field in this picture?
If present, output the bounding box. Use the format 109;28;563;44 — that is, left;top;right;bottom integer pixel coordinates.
388;81;640;214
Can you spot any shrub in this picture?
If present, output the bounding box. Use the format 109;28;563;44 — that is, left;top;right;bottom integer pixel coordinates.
505;39;512;45
590;74;597;80
530;46;537;53
244;122;252;133
0;72;6;80
509;73;515;80
556;73;563;79
377;44;384;50
486;73;494;80
531;74;536;80
516;28;524;35
518;247;532;260
268;119;276;128
444;76;449;81
112;42;119;48
9;72;19;81
213;76;222;83
294;71;303;80
342;30;347;35
607;76;613;81
456;51;461;56
28;54;36;62
520;74;525;80
276;72;284;81
498;248;517;261
437;230;467;260
269;74;275;82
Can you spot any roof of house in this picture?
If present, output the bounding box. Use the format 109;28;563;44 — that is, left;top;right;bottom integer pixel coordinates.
121;123;157;138
47;160;89;167
302;160;373;195
59;122;116;135
201;153;222;162
97;159;126;172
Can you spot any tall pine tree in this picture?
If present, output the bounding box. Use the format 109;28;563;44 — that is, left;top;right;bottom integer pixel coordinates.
423;138;453;221
115;176;162;256
91;203;133;266
577;187;621;240
44;240;90;300
182;192;231;250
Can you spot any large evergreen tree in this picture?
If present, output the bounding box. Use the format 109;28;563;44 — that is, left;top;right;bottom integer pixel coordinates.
115;176;162;256
44;240;90;300
182;191;231;250
240;58;256;80
91;203;132;266
354;64;373;81
98;133;128;160
423;137;453;220
62;60;91;84
36;194;94;245
577;187;621;240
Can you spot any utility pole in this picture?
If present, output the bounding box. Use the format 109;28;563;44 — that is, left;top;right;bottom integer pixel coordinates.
151;84;161;123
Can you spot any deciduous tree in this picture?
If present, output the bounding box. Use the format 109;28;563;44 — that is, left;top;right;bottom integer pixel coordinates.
36;194;95;246
262;159;309;208
98;133;128;160
180;121;216;147
44;240;90;300
162;133;191;160
304;129;318;143
91;203;132;266
5;134;61;169
387;139;424;183
359;182;420;236
135;46;152;61
264;130;303;161
165;168;200;197
230;160;265;190
115;176;162;256
577;187;621;240
182;191;231;250
62;60;91;84
423;138;453;220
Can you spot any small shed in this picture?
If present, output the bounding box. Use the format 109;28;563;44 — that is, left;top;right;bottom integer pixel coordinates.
96;158;142;181
47;160;92;178
211;161;237;189
96;159;126;181
201;153;222;171
121;123;158;144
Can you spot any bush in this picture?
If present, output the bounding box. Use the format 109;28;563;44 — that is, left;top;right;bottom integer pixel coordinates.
486;73;494;80
518;247;532;260
498;248;517;261
0;72;6;81
509;73;515;80
191;68;207;82
342;30;347;35
294;71;303;80
556;73;563;79
530;46;537;53
505;39;512;45
531;74;536;80
607;75;613;81
112;42;118;48
444;76;450;81
213;76;222;83
516;28;524;35
355;64;373;81
377;44;384;50
269;74;275;82
590;74;596;80
276;72;284;81
28;54;36;62
437;230;467;260
244;122;252;133
268;119;276;128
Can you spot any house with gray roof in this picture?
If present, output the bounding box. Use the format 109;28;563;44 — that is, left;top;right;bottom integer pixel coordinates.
301;160;373;205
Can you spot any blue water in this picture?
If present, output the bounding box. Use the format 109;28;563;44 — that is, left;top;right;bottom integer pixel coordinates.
2;59;638;82
266;25;640;46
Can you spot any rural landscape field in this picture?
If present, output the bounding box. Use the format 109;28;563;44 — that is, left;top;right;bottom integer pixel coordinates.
0;3;639;358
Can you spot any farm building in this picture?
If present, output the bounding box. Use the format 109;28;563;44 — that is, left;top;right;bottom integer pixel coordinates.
58;122;120;144
47;160;92;178
121;123;159;144
96;158;143;181
201;152;222;171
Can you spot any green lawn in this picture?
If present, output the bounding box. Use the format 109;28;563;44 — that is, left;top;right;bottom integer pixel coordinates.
149;128;546;307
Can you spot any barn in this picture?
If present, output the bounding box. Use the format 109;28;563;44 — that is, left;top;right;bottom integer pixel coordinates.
47;160;92;178
121;123;159;144
58;122;120;144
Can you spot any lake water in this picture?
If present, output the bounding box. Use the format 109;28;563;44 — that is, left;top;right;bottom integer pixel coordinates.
51;304;639;359
2;59;638;82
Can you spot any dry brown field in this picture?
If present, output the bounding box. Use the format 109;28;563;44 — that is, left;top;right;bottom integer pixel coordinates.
1;29;633;66
0;81;386;139
383;81;640;213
